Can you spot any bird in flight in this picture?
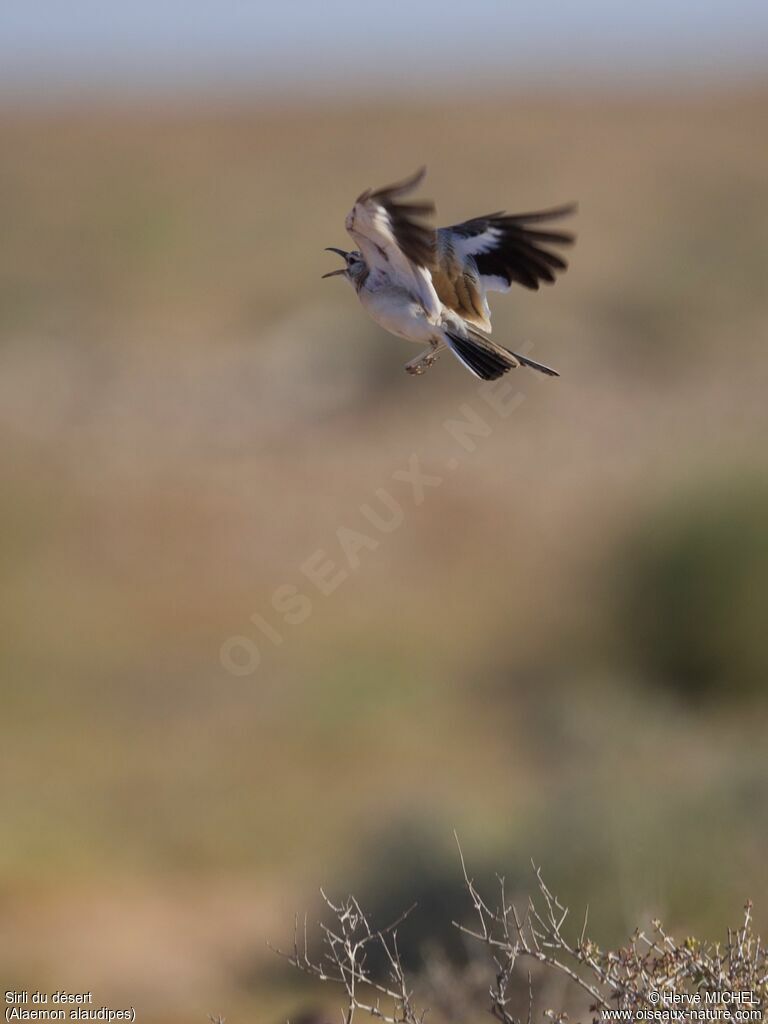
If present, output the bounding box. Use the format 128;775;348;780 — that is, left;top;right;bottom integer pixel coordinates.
323;168;575;381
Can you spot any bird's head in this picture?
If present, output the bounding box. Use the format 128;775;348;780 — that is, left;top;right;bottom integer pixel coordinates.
322;248;366;286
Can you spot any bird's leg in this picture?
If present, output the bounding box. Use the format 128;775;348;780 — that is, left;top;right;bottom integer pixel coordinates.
404;340;442;376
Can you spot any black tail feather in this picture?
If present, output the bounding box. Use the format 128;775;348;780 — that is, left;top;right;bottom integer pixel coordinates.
444;330;518;380
514;352;560;377
444;328;560;381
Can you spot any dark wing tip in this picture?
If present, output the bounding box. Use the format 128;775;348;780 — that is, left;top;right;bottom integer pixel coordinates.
457;204;576;291
369;166;427;201
356;166;428;206
507;202;578;223
388;206;436;267
382;172;436;268
353;168;435;267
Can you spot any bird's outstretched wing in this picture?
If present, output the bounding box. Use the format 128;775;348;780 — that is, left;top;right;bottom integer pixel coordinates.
345;167;442;321
433;205;576;331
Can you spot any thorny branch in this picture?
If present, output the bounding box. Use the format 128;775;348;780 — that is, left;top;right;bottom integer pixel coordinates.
278;843;767;1024
274;890;424;1024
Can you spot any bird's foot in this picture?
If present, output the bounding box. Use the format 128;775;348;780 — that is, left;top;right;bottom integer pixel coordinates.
405;360;427;375
404;349;438;376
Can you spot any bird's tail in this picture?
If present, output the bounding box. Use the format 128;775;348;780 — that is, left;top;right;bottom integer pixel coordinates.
443;326;559;381
513;352;560;377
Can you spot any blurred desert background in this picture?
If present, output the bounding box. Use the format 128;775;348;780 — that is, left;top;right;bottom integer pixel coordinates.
1;3;767;1022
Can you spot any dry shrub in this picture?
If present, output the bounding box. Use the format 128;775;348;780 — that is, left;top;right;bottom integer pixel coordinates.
278;844;767;1024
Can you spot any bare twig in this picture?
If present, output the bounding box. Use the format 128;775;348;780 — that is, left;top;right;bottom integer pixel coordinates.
273;890;424;1024
279;850;768;1024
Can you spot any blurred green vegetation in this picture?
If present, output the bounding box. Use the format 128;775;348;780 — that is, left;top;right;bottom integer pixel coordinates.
618;479;768;701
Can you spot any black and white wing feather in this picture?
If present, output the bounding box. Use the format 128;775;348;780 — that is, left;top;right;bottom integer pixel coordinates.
345;167;442;321
434;205;576;330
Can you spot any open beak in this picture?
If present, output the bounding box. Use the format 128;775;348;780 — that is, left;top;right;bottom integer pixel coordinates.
322;247;348;279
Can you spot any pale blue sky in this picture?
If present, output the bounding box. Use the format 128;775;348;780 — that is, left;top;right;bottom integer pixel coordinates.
2;1;768;98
